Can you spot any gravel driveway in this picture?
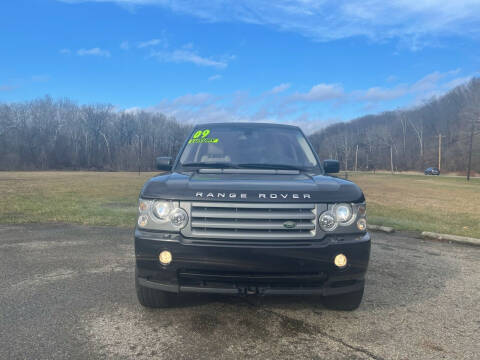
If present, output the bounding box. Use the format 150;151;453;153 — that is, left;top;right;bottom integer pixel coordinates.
0;224;478;359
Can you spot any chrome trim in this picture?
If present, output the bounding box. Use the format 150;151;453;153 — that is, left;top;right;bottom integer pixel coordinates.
191;220;315;230
181;201;326;240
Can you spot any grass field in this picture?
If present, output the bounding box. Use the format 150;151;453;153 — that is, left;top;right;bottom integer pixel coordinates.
350;173;480;238
0;171;479;238
0;172;154;228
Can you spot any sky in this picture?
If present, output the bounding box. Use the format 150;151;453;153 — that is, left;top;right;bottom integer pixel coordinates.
1;0;480;133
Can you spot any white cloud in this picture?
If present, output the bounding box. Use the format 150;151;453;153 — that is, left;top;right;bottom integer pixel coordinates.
123;106;142;114
77;47;111;57
150;95;246;124
354;85;409;102
353;69;468;103
122;70;474;134
208;74;222;81
269;83;291;94
290;83;345;102
286;117;339;135
59;0;480;49
444;75;475;89
142;88;335;133
60;47;111;57
172;93;215;106
411;71;445;92
147;93;336;134
120;41;130;50
151;49;230;68
138;38;163;48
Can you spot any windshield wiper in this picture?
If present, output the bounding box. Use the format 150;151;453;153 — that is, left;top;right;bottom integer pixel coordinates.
180;162;239;169
237;163;307;171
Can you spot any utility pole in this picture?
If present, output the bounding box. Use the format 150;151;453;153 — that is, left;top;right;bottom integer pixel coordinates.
355;144;358;172
466;118;475;181
390;145;394;174
135;134;142;176
437;134;445;171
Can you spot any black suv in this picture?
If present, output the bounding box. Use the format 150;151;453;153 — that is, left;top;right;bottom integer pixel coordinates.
424;167;440;175
135;123;370;310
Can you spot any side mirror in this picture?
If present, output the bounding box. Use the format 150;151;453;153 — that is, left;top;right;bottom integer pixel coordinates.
156;157;172;171
323;159;340;174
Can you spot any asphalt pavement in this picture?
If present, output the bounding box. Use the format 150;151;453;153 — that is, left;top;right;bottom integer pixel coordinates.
0;224;479;360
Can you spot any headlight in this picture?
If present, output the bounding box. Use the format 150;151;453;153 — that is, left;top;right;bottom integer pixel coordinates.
333;203;354;224
319;202;366;232
169;208;188;229
319;211;338;232
137;199;188;232
152;201;171;221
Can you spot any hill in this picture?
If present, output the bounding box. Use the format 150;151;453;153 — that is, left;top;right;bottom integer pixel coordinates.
309;78;480;174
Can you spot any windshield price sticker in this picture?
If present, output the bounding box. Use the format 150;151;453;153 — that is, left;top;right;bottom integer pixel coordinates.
188;129;219;143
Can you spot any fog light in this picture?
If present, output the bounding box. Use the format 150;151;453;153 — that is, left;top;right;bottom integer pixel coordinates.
334;253;347;268
357;218;367;231
137;215;148;227
159;250;172;265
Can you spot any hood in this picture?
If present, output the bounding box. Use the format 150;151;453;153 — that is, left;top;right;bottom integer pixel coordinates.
140;170;365;203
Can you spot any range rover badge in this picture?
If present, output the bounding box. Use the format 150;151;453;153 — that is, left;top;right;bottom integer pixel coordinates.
283;221;297;229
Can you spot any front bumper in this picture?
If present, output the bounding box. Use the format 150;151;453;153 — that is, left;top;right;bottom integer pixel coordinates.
135;229;371;296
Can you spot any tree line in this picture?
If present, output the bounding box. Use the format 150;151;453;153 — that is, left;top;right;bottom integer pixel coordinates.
309;78;480;174
0;97;192;171
0;78;479;173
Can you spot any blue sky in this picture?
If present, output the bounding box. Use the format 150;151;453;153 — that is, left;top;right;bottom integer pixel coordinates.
1;0;480;132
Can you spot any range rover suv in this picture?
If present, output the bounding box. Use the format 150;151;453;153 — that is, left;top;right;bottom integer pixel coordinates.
135;123;370;310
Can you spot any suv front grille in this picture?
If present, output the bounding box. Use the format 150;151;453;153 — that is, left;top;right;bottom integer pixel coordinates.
181;202;319;240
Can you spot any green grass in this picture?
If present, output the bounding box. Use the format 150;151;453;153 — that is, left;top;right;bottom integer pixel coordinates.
0;171;479;238
350;173;480;238
0;171;155;227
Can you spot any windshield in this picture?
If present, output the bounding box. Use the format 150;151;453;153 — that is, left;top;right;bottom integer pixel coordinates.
177;125;319;170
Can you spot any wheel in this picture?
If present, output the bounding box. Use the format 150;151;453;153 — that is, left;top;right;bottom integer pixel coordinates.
135;274;177;308
322;287;364;311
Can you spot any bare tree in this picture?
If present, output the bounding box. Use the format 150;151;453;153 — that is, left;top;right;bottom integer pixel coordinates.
0;97;191;171
309;78;480;174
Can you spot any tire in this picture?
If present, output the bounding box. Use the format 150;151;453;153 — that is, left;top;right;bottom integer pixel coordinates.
135;274;177;308
322;287;364;311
